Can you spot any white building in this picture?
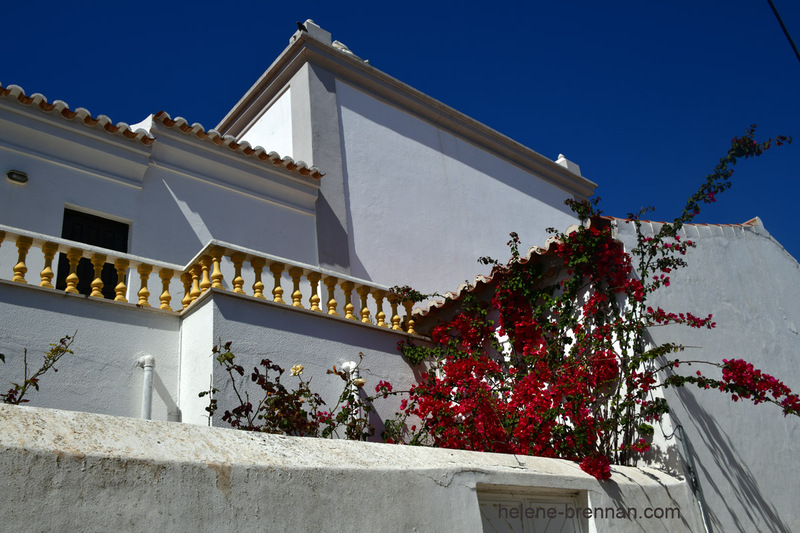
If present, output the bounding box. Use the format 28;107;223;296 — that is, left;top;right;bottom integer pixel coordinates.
0;20;796;532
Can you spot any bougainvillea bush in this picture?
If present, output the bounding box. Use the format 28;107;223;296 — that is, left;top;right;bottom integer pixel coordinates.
201;126;796;481
388;125;797;479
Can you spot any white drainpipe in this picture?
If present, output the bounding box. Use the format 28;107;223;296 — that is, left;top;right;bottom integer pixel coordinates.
340;360;363;419
137;355;155;420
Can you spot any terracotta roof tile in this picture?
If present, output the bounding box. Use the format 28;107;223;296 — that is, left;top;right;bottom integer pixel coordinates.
414;225;581;324
152;112;324;179
0;83;155;145
0;83;324;180
414;215;762;327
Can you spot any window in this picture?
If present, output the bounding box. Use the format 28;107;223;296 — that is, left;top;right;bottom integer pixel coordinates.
478;489;587;533
55;208;129;299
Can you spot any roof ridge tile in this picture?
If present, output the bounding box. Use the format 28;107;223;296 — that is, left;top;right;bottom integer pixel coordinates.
0;83;322;176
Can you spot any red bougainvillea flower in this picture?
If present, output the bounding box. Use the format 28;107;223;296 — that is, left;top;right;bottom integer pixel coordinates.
580;454;611;480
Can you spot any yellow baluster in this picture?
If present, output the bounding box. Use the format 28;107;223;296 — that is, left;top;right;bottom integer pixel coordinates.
209;247;224;289
114;259;129;302
340;281;356;320
251;258;266;299
387;293;402;331
374;290;387;327
199;256;212;293
230;252;246;294
64;248;82;294
137;264;152;307
40;242;58;289
288;267;304;308
89;254;106;298
323;276;339;316
269;262;285;303
356;286;372;324
158;268;173;310
180;272;192;308
12;236;32;283
403;300;416;335
190;265;202;302
307;272;322;312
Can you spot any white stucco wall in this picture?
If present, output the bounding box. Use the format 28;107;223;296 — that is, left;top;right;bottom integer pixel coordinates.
178;293;216;426
0;101;320;270
0;278;421;428
335;80;580;294
239;87;293;160
0;281;180;421
183;289;422;431
0;404;705;532
134;163;317;265
615;219;800;533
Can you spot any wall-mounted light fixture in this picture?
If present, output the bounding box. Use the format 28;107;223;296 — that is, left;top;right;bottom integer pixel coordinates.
6;170;28;184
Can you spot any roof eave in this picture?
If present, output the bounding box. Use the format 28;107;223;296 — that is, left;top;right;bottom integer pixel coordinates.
216;33;597;200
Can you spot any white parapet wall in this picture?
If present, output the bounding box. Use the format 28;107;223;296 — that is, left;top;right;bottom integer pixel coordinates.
0;404;704;532
613;218;800;533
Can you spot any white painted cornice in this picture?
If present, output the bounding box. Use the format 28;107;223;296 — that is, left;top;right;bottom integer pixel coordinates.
217;33;597;200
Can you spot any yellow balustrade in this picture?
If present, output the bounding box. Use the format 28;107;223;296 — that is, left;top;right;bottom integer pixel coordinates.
89;254;106;298
403;300;416;335
199;256;212;293
269;262;285;303
209;247;224;289
190;265;202;302
288;267;304;308
307;272;322;312
159;268;173;310
137;264;152;307
40;242;57;289
356;286;372;324
12;236;32;283
230;252;246;294
180;272;192;308
251;258;266;299
0;234;427;333
64;248;82;294
114;260;129;302
374;290;387;328
340;281;356;320
324;276;339;316
387;293;402;331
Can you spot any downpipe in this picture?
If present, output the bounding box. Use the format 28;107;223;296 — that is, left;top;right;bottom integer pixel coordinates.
138;355;155;420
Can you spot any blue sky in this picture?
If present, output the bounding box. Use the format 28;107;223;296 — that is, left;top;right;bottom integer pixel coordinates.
4;1;800;258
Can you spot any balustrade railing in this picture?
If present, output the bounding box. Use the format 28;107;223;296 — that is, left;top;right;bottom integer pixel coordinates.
0;226;419;334
181;241;417;334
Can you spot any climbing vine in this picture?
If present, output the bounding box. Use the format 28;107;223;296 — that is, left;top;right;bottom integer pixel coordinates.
388;125;795;479
199;126;796;481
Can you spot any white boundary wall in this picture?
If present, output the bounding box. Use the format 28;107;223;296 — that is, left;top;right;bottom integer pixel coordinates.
0;404;704;532
615;219;800;532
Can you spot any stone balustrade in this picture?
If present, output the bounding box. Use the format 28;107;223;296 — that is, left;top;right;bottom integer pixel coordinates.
183;241;418;334
0;225;184;311
0;226;418;334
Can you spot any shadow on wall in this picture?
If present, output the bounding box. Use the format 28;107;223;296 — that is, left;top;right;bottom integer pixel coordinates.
639;433;684;479
670;386;792;533
596;470;698;532
152;369;180;422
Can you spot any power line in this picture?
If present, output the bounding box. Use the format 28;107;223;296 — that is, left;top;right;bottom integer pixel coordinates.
767;0;800;64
